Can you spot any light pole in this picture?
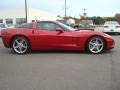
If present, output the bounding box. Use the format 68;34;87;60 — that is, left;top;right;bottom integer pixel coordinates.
25;0;28;23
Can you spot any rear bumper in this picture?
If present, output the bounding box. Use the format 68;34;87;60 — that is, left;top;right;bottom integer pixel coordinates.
103;28;120;33
2;35;11;48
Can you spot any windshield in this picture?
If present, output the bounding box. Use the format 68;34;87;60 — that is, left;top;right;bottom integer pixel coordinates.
56;21;75;31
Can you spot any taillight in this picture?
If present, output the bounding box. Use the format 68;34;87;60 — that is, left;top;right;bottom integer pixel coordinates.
104;26;108;28
116;26;120;28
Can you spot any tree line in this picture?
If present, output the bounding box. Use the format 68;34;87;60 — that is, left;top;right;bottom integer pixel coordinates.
60;14;120;25
79;15;120;25
86;16;119;25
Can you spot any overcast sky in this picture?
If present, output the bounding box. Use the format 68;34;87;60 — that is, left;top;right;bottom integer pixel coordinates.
0;0;120;18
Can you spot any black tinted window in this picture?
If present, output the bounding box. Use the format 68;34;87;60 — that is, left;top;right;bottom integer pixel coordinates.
16;23;32;29
37;22;61;31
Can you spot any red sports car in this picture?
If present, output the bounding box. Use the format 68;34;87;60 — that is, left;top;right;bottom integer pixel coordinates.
1;21;114;54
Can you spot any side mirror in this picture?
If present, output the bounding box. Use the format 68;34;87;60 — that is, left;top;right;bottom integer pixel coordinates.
56;28;64;33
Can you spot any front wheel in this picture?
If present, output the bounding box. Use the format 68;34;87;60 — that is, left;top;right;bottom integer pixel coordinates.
12;37;30;54
87;36;105;54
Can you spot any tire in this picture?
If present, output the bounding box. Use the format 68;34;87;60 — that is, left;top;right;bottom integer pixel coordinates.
11;36;30;54
87;36;105;54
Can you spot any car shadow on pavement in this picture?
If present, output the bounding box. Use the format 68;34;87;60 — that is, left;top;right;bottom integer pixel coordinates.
2;48;114;56
30;50;113;55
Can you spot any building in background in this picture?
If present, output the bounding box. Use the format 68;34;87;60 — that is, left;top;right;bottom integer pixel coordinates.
0;8;59;26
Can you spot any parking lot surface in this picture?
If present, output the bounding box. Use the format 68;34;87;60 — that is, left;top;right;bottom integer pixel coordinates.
0;36;120;90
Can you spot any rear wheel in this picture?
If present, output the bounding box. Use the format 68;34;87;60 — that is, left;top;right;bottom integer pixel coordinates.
87;36;105;54
12;37;30;54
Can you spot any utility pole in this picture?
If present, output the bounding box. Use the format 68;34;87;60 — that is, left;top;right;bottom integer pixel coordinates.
25;0;28;23
83;9;88;28
83;8;87;18
65;0;67;19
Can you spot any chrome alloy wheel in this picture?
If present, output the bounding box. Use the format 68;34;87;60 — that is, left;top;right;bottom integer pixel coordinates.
12;37;28;54
88;37;104;54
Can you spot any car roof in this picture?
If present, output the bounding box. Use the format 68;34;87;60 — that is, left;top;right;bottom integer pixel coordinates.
37;20;56;23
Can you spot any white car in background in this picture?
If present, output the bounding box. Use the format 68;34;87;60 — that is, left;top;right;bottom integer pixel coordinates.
103;21;120;34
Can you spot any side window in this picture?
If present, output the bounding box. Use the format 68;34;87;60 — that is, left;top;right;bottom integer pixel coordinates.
37;22;61;31
16;23;32;29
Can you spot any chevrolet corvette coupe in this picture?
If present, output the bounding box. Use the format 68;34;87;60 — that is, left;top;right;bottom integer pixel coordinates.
1;21;114;54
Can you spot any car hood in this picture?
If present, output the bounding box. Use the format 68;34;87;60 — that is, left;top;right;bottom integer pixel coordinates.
75;30;93;32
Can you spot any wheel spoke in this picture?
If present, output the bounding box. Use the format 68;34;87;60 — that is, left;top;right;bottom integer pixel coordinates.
98;43;103;47
15;40;21;45
22;45;27;49
20;39;25;44
14;45;19;49
89;43;95;50
91;46;95;51
90;42;94;46
96;46;100;51
19;47;22;52
95;38;99;44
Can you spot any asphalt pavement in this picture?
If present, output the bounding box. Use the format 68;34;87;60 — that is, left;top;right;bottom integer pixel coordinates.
0;36;120;90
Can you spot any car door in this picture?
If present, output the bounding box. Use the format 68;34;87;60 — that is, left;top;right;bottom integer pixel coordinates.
34;21;75;50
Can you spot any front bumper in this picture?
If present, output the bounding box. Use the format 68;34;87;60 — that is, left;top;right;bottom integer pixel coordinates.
106;37;115;49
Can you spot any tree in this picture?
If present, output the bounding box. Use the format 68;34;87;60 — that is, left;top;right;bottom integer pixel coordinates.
87;16;104;25
103;17;116;22
115;14;120;24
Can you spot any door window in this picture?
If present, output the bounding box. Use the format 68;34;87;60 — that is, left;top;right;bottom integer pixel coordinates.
37;22;61;31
